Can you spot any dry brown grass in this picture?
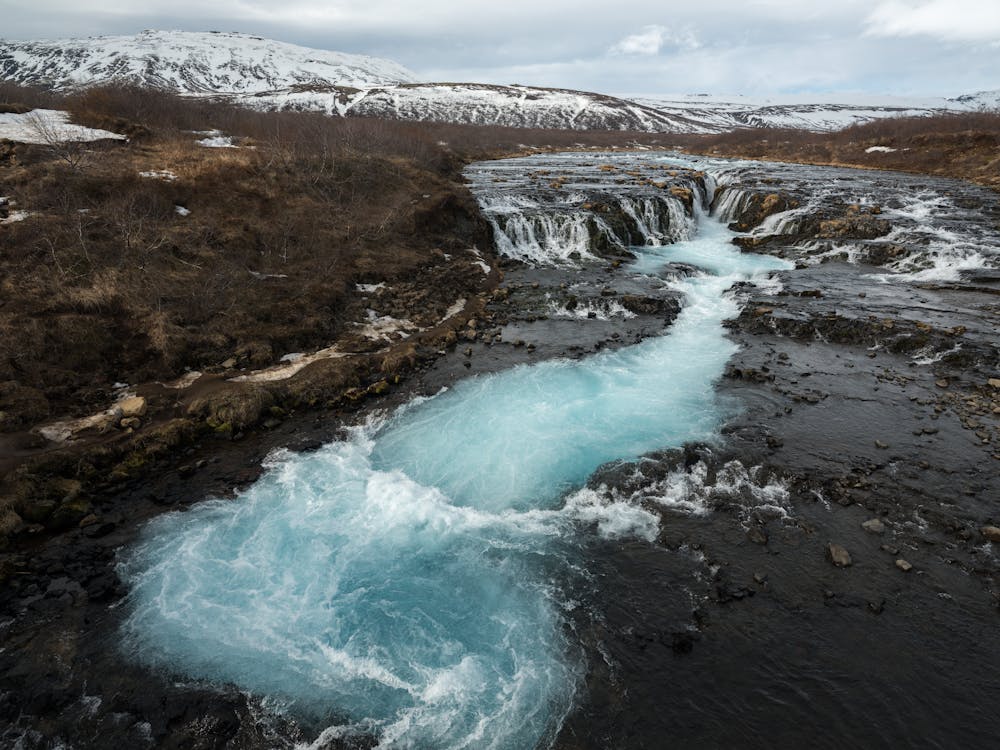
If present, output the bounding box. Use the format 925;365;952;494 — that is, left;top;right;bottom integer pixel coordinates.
0;85;512;428
672;112;1000;191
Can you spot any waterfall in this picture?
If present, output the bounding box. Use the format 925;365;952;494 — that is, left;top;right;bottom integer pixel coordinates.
710;184;756;224
480;192;696;263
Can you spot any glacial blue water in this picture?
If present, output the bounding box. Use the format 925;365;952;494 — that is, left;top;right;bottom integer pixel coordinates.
117;200;790;749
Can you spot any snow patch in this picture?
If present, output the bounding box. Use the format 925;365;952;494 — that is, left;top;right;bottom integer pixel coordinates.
140;170;177;181
230;346;348;383
0;109;125;144
0;210;32;225
197;134;238;148
355;310;417;342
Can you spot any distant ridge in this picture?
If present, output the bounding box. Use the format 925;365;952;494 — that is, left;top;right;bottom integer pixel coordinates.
0;30;993;133
0;30;417;93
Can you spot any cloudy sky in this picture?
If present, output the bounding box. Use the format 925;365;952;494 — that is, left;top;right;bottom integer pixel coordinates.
3;0;999;97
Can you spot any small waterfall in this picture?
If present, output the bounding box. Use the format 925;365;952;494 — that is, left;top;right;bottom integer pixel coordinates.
480;192;696;263
751;206;810;236
488;211;614;263
618;196;695;246
711;185;756;224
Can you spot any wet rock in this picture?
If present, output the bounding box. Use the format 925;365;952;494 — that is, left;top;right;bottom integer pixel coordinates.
874;440;889;449
827;543;853;567
669;631;697;654
895;559;913;572
747;526;768;545
861;518;886;534
982;526;1000;543
619;294;680;318
816;215;892;240
727;192;798;232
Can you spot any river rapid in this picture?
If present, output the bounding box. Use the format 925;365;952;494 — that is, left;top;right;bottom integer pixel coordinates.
114;152;1000;749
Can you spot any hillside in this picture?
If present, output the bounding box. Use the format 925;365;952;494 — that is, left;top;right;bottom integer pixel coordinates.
672;111;1000;191
0;30;416;93
2;31;995;133
237;82;713;132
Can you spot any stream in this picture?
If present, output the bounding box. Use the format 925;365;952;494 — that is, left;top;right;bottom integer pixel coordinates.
117;158;790;749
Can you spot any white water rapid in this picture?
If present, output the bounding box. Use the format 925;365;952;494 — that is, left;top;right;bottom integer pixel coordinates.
117;165;791;750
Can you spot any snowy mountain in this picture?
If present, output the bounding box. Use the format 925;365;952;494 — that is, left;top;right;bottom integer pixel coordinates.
949;89;1000;111
237;83;718;133
1;31;995;133
630;93;962;132
0;30;416;93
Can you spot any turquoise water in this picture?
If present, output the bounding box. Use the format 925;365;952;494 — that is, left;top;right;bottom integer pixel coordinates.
117;202;790;749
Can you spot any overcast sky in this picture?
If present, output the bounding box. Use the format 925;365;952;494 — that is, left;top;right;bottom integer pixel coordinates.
2;0;999;97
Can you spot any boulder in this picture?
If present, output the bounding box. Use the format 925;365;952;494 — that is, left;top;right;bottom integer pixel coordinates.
118;396;147;418
827;543;853;567
982;526;1000;543
861;518;886;534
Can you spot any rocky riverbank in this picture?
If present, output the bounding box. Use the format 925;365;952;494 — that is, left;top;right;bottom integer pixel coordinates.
2;152;998;749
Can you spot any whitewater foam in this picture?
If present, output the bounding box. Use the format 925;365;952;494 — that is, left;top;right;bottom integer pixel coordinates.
119;158;791;749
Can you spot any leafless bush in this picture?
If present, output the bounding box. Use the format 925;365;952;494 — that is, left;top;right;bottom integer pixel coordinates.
22;110;92;170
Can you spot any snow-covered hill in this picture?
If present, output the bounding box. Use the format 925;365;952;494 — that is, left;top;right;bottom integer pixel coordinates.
949;89;1000;111
1;31;995;133
0;30;416;93
630;93;964;132
238;83;719;133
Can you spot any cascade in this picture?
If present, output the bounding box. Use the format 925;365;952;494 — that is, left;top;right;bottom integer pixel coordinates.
117;154;791;750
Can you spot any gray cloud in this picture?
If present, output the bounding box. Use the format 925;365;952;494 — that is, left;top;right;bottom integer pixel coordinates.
1;0;998;96
865;1;1000;43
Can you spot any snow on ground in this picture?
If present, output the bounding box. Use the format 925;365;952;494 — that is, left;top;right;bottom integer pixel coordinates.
230;345;348;383
865;146;898;153
139;170;178;180
0;109;126;144
0;210;32;225
196;133;239;148
355;310;417;341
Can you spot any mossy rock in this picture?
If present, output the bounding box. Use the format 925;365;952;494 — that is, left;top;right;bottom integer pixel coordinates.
48;498;93;531
188;387;276;431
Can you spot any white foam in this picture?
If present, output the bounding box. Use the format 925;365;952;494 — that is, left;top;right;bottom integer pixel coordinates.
549;298;637;321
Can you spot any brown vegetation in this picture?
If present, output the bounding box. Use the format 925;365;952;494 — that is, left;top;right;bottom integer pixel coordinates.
3;81;998;543
672;112;1000;191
